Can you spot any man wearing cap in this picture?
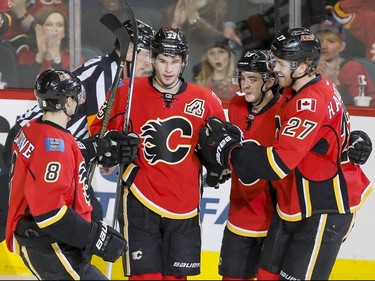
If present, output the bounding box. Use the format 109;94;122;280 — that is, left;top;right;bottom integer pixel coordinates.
310;15;375;106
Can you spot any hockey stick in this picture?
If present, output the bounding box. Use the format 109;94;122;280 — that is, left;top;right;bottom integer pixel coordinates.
98;1;138;279
86;12;130;187
112;0;138;228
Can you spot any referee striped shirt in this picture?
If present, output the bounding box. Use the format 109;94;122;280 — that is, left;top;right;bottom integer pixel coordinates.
17;50;122;140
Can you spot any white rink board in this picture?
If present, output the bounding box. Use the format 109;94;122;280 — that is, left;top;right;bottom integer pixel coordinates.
0;98;374;261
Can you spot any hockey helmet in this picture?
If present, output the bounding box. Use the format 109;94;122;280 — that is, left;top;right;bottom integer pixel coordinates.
151;27;188;61
121;19;156;50
270;27;320;70
34;68;85;112
237;50;275;82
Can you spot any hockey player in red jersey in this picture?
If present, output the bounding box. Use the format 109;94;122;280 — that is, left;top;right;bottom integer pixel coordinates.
89;27;226;280
219;50;280;280
198;28;374;280
6;69;131;280
0;18;153;242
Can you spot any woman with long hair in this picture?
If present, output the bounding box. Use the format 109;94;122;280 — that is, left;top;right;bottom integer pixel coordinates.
195;35;240;101
17;7;83;88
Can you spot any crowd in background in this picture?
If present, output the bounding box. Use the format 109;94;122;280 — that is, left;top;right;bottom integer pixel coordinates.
0;0;374;105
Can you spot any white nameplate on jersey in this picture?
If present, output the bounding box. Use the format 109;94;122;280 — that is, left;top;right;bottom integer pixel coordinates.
14;131;35;159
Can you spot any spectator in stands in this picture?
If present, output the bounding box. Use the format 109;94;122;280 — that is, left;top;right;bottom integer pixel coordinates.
194;35;240;102
17;7;84;88
2;0;66;53
332;0;375;61
161;0;229;82
310;15;375;106
223;0;336;56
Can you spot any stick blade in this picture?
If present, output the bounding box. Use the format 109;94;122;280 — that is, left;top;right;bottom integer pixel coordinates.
100;12;130;61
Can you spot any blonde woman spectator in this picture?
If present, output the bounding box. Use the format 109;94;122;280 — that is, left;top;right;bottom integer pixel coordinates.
194;35;240;102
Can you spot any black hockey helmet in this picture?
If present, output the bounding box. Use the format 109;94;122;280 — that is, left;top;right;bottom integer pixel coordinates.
35;68;85;112
237;49;275;82
151;27;188;61
270;27;320;70
120;19;156;50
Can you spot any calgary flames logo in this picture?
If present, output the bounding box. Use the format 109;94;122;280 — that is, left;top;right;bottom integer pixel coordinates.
140;117;193;165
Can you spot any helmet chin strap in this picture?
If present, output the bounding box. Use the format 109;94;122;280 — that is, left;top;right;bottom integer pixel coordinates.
252;81;268;107
63;98;79;119
290;70;308;87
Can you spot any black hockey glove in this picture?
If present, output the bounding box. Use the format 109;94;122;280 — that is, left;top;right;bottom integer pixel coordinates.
197;147;232;188
98;131;140;167
78;136;112;163
348;130;372;165
87;221;127;263
198;116;243;169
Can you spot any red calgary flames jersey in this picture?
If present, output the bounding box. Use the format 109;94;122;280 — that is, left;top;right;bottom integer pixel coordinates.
90;76;225;219
227;93;282;237
271;76;373;221
6;118;92;252
231;75;373;222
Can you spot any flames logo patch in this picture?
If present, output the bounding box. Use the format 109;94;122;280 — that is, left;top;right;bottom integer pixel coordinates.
140;117;193;165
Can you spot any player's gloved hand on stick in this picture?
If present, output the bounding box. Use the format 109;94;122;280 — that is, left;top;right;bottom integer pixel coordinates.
98;130;140;167
198;116;243;169
348;130;372;165
86;221;127;262
78;135;112;163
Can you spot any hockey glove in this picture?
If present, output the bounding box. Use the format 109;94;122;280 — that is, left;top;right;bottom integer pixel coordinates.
198;116;243;169
87;221;127;263
78;136;112;163
197;147;232;188
197;146;224;188
348;130;372;165
98;131;140;167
